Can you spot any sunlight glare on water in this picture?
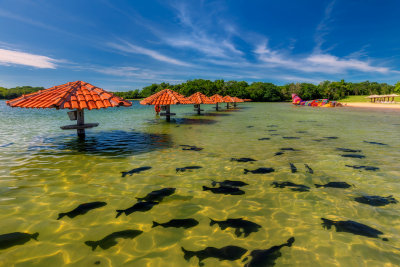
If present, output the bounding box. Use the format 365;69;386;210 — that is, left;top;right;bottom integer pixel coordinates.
0;100;399;266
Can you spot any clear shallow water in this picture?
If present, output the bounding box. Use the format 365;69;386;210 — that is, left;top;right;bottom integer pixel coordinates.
0;100;399;266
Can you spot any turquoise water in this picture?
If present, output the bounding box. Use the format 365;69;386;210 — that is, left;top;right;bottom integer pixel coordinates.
0;100;399;266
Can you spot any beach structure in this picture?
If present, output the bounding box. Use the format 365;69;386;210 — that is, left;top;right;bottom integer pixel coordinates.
140;89;193;121
243;99;252;102
232;97;244;107
366;94;399;103
6;81;132;138
210;94;225;111
223;95;236;109
188;92;214;114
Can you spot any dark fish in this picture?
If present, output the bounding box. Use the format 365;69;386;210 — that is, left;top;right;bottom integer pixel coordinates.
354;195;398;206
0;142;14;148
363;141;388;146
336;148;362;153
116;201;159;218
212;180;249;188
182;146;203;151
258;138;270;140
268;129;277;132
274;151;284;156
121;166;152;177
231;157;257;162
282;136;300;139
181;245;247;266
289;163;297;173
136;188;176;202
296;131;307;133
271;182;310;192
84;230;142;251
267;125;278;127
152;219;199;229
280;148;299;151
176;166;202;173
345;165;379;171
321;218;387;240
0;232;39;250
315;182;352;189
341;154;365;159
57;202;107;220
323;136;338;139
313;139;324;142
244;168;275;174
202;186;245;195
244;237;295;267
247;126;254;128
210;218;261;237
270;134;280;136
304;164;313;174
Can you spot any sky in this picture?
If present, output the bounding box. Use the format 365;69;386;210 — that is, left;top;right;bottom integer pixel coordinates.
0;0;399;91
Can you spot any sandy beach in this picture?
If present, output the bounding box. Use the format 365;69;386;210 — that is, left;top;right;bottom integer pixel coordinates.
344;102;400;110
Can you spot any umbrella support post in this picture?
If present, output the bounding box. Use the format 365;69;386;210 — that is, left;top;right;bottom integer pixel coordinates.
166;105;171;122
226;103;230;109
194;104;202;115
77;109;85;138
215;103;219;111
233;102;237;108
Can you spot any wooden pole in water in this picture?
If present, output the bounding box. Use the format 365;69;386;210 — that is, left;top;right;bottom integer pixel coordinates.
76;109;85;138
166;105;171;122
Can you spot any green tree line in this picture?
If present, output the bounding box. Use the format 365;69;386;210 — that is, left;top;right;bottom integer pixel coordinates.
0;86;45;100
115;80;400;102
2;81;400;102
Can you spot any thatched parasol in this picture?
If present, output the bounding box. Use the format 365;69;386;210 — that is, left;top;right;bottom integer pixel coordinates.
188;92;214;114
6;81;132;138
232;96;244;107
223;95;236;109
210;94;225;111
140;89;193;121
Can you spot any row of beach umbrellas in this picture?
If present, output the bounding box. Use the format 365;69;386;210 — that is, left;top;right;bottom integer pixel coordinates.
6;81;250;137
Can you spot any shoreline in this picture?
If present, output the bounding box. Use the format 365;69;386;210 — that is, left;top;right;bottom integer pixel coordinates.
343;102;400;110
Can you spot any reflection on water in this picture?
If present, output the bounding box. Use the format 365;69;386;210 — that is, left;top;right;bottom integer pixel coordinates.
27;131;172;158
0;101;400;266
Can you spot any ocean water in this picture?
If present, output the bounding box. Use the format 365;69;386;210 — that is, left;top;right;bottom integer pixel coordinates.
0;100;399;266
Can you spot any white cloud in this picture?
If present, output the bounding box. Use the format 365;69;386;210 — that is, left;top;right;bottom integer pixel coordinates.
162;3;243;59
0;48;57;69
254;42;389;74
306;54;389;73
108;41;190;67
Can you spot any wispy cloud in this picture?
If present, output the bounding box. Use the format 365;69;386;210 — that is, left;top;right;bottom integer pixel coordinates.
0;48;57;69
162;3;243;59
255;40;390;74
108;41;191;66
314;0;336;52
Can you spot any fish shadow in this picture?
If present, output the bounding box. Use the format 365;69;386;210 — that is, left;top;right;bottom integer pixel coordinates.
172;118;218;125
27;130;173;158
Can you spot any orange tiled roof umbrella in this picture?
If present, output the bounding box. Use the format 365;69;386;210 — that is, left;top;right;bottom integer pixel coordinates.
140;89;193;121
6;81;132;138
223;95;236;109
243;99;252;102
210;94;225;111
231;96;244;107
188;92;214;114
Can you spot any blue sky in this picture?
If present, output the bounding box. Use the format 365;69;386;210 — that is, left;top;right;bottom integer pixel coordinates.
0;0;399;91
